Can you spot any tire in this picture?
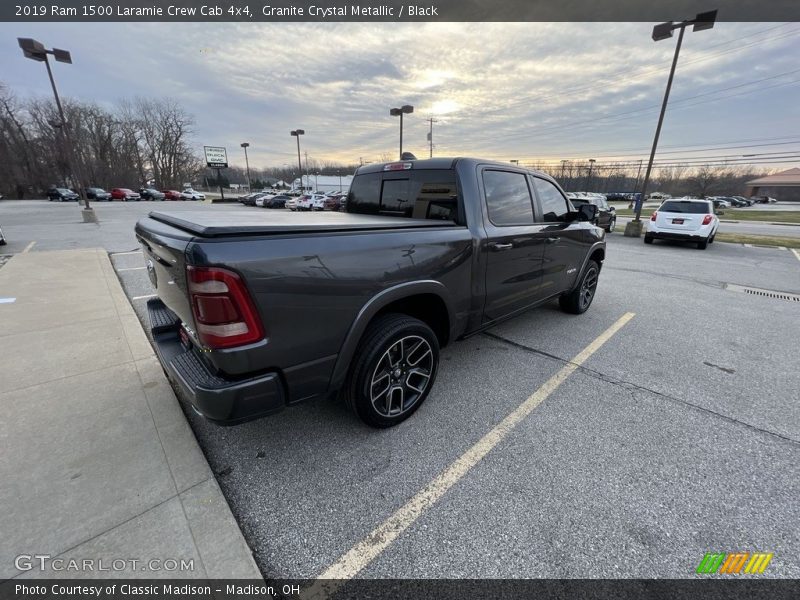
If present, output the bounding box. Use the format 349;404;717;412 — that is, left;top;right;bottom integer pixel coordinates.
344;313;439;428
559;260;600;315
697;239;708;250
644;234;654;244
607;218;616;233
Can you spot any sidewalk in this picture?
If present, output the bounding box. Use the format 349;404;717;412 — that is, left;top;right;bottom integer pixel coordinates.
0;248;261;580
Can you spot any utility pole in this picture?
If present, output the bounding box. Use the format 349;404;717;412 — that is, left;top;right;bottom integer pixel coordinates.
426;117;438;158
304;151;309;192
240;142;251;192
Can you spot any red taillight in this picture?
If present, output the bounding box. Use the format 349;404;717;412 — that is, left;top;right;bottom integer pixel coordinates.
187;266;264;349
702;214;713;225
650;211;657;221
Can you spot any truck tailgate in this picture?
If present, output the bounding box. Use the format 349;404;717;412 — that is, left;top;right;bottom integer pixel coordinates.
134;216;195;329
147;209;456;237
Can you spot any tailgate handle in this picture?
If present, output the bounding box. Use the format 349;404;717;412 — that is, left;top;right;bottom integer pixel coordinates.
489;242;514;251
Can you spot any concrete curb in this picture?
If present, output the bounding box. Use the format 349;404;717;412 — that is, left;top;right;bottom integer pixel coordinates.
0;248;261;580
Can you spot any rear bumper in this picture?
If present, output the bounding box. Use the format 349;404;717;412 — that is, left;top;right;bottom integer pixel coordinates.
146;298;285;424
647;231;709;241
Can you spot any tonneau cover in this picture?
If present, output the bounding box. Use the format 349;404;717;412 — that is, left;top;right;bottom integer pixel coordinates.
148;210;456;237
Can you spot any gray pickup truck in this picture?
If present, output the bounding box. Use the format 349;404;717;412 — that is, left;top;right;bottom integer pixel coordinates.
135;158;605;428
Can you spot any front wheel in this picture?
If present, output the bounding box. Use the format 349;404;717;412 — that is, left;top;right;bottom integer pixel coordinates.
559;260;600;315
607;218;616;233
345;313;439;428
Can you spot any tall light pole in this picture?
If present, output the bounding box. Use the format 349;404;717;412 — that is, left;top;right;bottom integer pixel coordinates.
586;159;596;191
290;129;304;183
625;10;717;237
389;105;413;159
240;142;251;192
427;117;438;158
18;37;93;217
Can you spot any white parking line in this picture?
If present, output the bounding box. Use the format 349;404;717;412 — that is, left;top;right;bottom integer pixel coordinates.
116;266;147;272
131;294;157;301
111;250;142;256
313;312;636;590
22;241;36;253
791;248;800;263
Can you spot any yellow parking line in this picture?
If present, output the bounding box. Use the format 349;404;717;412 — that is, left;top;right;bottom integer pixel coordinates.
22;241;36;253
313;312;636;588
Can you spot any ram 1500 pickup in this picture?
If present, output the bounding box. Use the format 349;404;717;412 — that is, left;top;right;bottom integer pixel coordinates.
135;158;605;428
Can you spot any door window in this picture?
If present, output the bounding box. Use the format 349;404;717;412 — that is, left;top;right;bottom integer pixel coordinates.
533;178;570;222
482;170;534;226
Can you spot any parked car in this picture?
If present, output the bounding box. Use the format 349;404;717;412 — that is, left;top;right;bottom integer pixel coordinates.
286;196;302;211
110;188;140;201
297;193;327;211
264;195;290;208
255;193;277;208
48;187;80;202
136;157;605;428
85;187;112;201
750;195;777;204
181;188;205;201
569;195;617;232
717;196;748;208
645;198;718;249
162;190;183;201
731;196;754;207
323;194;344;211
711;198;730;210
139;188;166;201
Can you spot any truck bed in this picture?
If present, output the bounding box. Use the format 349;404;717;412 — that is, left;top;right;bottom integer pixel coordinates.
147;210;457;237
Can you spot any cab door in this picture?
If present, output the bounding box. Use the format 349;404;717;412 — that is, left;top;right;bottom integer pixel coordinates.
480;168;549;323
530;176;591;296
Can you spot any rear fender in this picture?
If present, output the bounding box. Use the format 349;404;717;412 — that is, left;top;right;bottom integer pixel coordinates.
327;280;455;393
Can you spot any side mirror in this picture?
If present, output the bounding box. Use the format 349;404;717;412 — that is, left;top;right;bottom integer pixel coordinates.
577;203;598;222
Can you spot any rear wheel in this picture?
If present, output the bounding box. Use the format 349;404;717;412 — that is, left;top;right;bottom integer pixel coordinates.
559;260;600;315
345;313;439;428
644;234;654;244
697;239;708;250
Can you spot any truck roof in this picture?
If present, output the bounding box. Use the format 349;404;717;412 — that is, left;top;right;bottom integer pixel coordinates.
355;157;550;178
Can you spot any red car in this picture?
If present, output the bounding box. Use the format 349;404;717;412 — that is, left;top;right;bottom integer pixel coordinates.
110;188;141;201
162;190;183;200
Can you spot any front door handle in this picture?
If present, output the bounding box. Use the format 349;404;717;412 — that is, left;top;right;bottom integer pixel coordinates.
489;242;514;251
545;237;561;244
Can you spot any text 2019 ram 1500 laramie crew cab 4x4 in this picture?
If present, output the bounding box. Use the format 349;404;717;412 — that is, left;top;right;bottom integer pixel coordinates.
135;158;605;428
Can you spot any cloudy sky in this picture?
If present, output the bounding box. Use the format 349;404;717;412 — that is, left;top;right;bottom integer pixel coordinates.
1;21;798;170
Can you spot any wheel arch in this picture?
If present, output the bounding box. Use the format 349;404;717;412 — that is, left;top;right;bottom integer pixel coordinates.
328;281;454;393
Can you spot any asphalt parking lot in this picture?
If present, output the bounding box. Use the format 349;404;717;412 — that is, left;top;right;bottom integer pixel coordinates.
2;199;799;579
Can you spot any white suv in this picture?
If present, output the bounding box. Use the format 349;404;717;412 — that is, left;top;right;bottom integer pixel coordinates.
645;198;719;250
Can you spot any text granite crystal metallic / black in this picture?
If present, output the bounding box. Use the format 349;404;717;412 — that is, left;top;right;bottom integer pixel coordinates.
135;157;605;428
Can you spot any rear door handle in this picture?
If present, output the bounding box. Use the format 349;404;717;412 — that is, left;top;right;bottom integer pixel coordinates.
545;237;561;244
489;242;514;251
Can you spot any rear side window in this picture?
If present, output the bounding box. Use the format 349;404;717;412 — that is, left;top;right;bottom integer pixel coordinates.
347;170;459;221
533;178;570;222
660;201;710;214
482;170;534;226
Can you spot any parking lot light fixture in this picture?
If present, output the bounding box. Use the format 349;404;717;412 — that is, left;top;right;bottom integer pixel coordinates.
18;37;91;213
240;142;251;192
390;105;414;159
290;129;305;182
625;10;717;237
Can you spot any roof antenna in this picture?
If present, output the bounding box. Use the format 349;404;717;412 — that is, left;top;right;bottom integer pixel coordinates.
401;152;417;160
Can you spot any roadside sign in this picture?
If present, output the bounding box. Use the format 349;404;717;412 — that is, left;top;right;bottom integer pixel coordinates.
204;146;228;169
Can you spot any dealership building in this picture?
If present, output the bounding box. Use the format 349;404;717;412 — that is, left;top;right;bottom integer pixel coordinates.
292;174;354;194
745;167;800;201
